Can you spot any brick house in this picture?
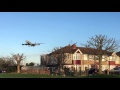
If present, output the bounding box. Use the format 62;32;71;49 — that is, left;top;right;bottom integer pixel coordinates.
40;44;120;72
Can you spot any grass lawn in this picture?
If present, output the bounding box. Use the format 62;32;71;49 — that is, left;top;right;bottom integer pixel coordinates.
0;73;120;78
0;73;76;78
85;74;120;78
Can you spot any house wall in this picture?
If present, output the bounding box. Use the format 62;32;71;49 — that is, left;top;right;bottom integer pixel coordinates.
83;54;88;60
40;50;120;72
64;65;81;72
64;53;72;64
115;56;120;64
109;65;116;70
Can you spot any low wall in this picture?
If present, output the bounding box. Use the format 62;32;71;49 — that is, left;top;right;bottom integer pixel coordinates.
21;66;50;74
21;69;50;74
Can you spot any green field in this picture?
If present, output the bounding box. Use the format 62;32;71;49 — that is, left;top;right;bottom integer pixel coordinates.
0;73;120;78
0;73;75;78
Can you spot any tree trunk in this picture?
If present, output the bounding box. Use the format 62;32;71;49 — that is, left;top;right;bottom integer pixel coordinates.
99;55;102;74
59;64;64;75
17;63;20;73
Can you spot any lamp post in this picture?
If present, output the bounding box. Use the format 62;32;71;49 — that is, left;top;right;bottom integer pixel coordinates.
106;56;110;75
109;60;110;72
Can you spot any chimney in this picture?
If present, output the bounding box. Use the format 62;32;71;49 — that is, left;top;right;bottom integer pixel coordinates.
72;44;76;49
68;44;71;47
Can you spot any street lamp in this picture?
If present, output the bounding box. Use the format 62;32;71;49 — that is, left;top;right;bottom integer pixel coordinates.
106;56;110;75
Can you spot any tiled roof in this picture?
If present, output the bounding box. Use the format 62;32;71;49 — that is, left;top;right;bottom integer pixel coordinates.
48;44;113;55
77;47;112;55
116;51;120;56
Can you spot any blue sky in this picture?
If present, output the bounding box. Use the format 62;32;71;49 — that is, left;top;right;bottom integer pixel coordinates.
0;12;120;64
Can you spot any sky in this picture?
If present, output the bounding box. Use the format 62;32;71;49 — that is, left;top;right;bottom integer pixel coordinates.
0;12;120;64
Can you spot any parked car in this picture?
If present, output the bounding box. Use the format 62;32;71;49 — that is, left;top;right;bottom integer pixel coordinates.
0;70;6;73
2;70;6;73
88;68;99;75
110;67;120;74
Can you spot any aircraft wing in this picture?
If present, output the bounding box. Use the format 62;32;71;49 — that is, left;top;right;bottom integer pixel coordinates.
37;43;44;44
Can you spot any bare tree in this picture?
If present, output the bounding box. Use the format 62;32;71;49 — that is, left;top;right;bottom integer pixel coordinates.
0;58;5;68
0;57;16;67
50;47;69;70
3;56;16;66
12;53;26;73
83;34;120;74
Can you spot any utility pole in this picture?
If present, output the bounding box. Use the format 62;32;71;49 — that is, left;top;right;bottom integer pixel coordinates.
107;56;110;75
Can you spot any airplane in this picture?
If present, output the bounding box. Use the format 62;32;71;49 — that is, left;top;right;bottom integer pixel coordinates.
22;40;44;47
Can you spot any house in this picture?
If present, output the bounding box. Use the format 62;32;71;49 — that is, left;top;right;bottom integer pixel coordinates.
40;44;120;72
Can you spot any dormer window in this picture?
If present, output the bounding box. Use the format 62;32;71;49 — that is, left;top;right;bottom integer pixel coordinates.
76;53;80;60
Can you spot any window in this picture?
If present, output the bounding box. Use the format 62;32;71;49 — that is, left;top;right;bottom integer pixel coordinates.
76;54;77;59
77;55;79;60
74;55;75;60
110;56;112;61
84;54;88;60
112;56;116;61
89;55;94;59
76;53;80;60
67;54;69;59
73;54;80;60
